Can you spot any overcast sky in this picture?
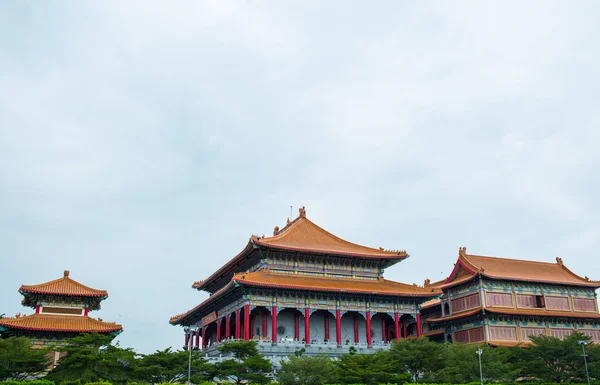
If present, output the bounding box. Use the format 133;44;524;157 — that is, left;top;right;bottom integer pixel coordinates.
1;1;599;354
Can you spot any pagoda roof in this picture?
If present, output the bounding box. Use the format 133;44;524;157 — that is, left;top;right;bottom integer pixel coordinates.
171;270;440;325
443;247;600;288
233;270;440;297
426;306;600;323
0;313;122;333
19;270;109;298
194;207;407;292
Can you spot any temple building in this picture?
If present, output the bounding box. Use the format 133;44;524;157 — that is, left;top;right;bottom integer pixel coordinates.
423;247;600;346
170;207;441;361
0;270;123;368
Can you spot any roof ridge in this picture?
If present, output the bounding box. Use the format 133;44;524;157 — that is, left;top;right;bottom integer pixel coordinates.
19;272;108;297
555;257;600;283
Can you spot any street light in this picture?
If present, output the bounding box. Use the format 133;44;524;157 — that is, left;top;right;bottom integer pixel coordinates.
187;326;198;385
579;340;591;385
475;345;483;385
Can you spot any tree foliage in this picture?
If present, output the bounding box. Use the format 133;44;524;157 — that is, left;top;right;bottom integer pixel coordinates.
390;337;446;382
212;341;271;385
276;355;337;385
434;343;516;383
134;347;209;384
45;333;136;385
335;351;406;385
0;337;51;380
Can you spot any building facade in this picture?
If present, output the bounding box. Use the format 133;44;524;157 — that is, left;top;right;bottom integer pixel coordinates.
170;208;441;363
0;270;123;368
423;247;600;346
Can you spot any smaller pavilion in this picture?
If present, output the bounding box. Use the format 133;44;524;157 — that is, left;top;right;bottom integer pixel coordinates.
0;270;123;369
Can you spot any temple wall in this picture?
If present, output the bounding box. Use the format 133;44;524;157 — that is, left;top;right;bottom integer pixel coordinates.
265;256;380;280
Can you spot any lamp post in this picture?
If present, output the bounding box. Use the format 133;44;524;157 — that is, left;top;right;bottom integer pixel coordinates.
579;340;591;385
475;345;483;385
187;326;198;385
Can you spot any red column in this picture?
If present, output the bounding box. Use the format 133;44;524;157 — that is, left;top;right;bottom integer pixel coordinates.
235;309;241;339
381;317;387;342
195;329;200;348
272;306;278;343
294;311;300;340
184;333;190;349
202;326;207;350
394;312;400;340
324;314;330;341
353;314;359;343
416;313;422;337
35;305;41;314
402;319;407;338
225;314;231;339
216;319;222;341
243;304;250;341
366;311;372;347
262;310;268;337
304;307;310;345
335;309;342;345
84;307;89;316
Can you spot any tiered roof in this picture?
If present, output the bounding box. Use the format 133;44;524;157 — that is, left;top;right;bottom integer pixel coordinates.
444;247;600;288
427;306;600;323
195;207;408;292
19;270;108;309
171;208;433;326
0;314;122;333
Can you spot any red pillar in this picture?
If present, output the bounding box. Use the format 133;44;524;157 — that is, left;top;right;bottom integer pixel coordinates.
35;305;41;314
243;304;250;341
235;309;241;339
294;311;300;340
336;309;342;345
84;307;89;316
416;313;422;337
216;319;222;341
272;306;278;343
381;317;387;342
353;314;359;343
184;333;190;349
202;326;207;350
324;314;330;341
366;311;372;347
394;312;400;340
402;319;407;338
262;310;268;337
304;307;310;345
225;314;231;339
195;328;200;348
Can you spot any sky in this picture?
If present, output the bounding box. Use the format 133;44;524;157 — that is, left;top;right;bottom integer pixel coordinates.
1;1;599;354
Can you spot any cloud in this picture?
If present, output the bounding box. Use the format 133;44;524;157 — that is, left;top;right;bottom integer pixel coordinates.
1;0;599;353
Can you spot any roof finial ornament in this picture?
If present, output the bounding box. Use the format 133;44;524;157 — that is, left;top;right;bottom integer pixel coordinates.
585;276;590;281
424;278;431;288
64;270;70;278
273;226;280;236
299;206;306;218
286;218;291;225
556;256;563;265
459;246;467;255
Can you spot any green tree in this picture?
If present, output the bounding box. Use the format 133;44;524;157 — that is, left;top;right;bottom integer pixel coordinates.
276;356;336;385
46;333;136;385
434;343;516;383
0;337;52;380
213;341;271;385
134;347;211;384
389;337;446;382
335;351;405;385
514;331;592;382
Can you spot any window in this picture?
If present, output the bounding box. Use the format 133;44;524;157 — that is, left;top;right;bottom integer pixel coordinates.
489;326;517;341
486;292;514;307
521;327;546;341
545;296;570;311
573;298;596;312
451;293;481;312
550;328;573;339
580;329;600;342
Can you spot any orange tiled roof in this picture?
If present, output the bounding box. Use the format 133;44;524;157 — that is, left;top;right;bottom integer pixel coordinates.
445;247;600;288
233;270;441;297
426;308;482;323
170;281;236;325
0;313;122;333
420;298;441;309
487;340;532;347
423;329;444;337
19;271;108;297
254;210;408;259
